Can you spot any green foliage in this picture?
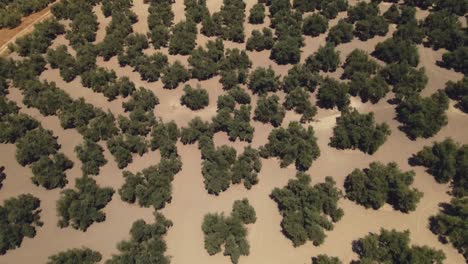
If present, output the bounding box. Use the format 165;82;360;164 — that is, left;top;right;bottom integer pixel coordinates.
22;80;72;116
169;20;197;55
445;77;468;113
353;229;445;264
433;0;468;16
271;173;343;247
82;111;119;142
316;77;349;111
0;194;42;255
15;128;60;166
57;176;114;231
373;39;419;67
423;10;465;51
441;47;467;75
58;98;97;130
249;3;265;24
413;138;467;197
46;45;78;82
313;255;342;264
430;197;467;260
148;1;174;48
181;84;209;110
216;0;246;43
201;145;237;195
246;28;274;51
284;87;317;123
347;2;379;23
134;53;168;82
302;14;328;37
348;73;389;104
118;109;155;136
270;37;302;65
383;4;400;23
81;67;117;93
31;153;73;189
345;162;423;212
11;18;65;56
254;94;285;127
107;212;172;264
232;146;262;190
212;104;255;142
380;62;428;101
342;49;379;79
260;121;320;170
119;157;182;209
150;120;180;158
354;16;389;41
188;38;224;80
0;112;39;144
330;109;391;154
0;166;5;189
396;91;449;139
248;66;280;94
123;87;159;112
326;19;354;45
104;76;136;101
180;117;213;145
306;45;340;72
393;21;425;44
107;135;147;169
202;199;256;264
75;140;107;176
282;64;321;93
47;248;102;264
184;0;209;23
161;61;190;89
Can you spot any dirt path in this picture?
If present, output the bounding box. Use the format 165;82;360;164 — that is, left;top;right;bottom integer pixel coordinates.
0;4;55;56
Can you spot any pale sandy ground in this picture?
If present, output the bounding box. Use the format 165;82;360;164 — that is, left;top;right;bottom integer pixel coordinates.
0;0;467;263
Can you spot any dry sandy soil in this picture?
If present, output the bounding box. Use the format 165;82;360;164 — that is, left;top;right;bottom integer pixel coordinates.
0;0;466;263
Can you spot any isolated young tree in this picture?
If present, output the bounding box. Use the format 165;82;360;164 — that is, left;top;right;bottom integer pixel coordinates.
271;173;343;247
248;66;280;94
47;248;102;264
284;87;317;123
317;77;350;111
430;197;467;260
246;28;274;51
57;176;114;231
75;140;107;176
120;157;182;209
396;91;449;139
107;212;172;264
249;3;265;24
0;194;42;255
353;229;445;264
162;60;190;89
303;14;328;37
31;153;73;189
254;95;285;127
306;45;341;72
373;38;419;67
330;109;391;154
260;122;320;170
345;162;423;212
202;199;256;264
445;77;468;113
326;19;354;45
180;84;209;110
15;128;60;166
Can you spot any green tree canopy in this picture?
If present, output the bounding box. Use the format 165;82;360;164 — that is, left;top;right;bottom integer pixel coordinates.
15;128;60;166
75;140;107;176
31;153;73;189
180;84;210;110
445;77;468;113
254;94;285;127
47;248;102;264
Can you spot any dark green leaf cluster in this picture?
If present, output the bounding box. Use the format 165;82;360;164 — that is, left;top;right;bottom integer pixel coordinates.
423;10;465;51
46;45;79;82
0;166;5;189
372;38;419;67
445;77;468;113
202;199;256;264
0;0;53;28
57;176;114;231
231;146;262;190
47;248;102;264
396;91;449;139
119;157;182;209
148;1;174;48
75;140;107;176
348;73;389;104
353;229;445;264
107;212;172;264
316;77;350;111
15;127;60;166
282;64;321;93
134;53;168;82
269;9;304;65
81;111;119;142
246;28;274;52
345;162;423;212
248;66;280;94
249;3;265;24
21;80;72;116
312;255;342;264
107;134;148;169
326;19;354;45
10;55;47;87
169;20;198;55
118;109;156;136
219;48;251;90
180;117;213;145
430;197;467;260
413;138;467;197
254;94;285;127
0;102;39;144
0;194;42;255
188;39;224;80
330;109;391;154
260;121;320;170
306;45;341;72
181;84;210;110
441;47;467;75
150;120;180;158
161;61;190;89
31;153;73;189
433;0;468;16
65;4;99;48
380;62;428;101
82;68;136;100
10;18;65;56
184;0;209;23
271;173;344;247
353;11;389;41
216;0;246;43
123;87;159;112
212;104;254;142
284;87;317;123
201;145;237;195
342;49;380;79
